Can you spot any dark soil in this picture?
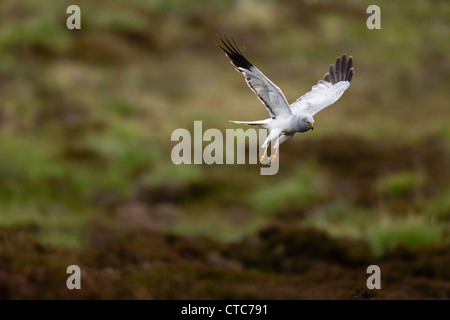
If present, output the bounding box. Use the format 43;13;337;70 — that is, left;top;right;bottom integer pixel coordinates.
1;223;450;299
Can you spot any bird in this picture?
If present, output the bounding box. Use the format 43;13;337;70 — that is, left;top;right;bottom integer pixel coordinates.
218;36;354;163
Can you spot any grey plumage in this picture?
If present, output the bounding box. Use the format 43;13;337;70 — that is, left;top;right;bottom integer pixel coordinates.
219;35;355;161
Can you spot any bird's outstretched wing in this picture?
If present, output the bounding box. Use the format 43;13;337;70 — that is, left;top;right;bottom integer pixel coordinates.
218;36;292;119
290;54;354;116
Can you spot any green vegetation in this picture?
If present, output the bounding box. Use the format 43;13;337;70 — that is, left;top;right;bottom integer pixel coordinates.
305;202;449;256
0;0;449;299
368;214;446;255
377;171;424;199
250;164;322;214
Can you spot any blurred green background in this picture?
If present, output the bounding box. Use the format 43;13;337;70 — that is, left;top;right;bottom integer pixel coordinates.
0;0;449;299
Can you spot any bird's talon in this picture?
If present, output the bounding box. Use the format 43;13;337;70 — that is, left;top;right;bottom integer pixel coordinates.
260;156;270;164
260;146;269;164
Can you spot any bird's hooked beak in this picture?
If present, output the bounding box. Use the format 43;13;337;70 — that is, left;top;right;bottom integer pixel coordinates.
311;123;314;131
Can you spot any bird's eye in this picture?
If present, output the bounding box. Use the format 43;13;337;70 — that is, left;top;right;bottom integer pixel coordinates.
305;121;311;125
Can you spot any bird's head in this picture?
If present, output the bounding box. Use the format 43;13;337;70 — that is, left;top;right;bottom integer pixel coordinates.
299;114;315;132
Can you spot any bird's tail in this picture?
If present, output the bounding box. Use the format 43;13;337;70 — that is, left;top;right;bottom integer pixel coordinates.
229;119;270;128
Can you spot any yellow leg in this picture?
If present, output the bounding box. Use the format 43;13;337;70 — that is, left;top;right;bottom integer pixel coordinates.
271;144;279;163
260;145;268;163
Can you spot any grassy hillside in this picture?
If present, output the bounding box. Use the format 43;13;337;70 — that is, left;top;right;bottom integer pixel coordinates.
0;0;449;299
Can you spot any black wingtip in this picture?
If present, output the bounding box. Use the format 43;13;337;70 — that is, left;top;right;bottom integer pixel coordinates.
323;53;354;84
218;35;253;70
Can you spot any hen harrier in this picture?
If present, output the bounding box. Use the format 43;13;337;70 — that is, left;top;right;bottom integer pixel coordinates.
219;36;354;162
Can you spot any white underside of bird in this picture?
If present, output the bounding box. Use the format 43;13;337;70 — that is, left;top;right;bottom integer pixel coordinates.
218;36;354;163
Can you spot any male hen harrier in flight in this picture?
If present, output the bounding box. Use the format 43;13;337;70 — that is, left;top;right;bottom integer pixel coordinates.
219;36;354;162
